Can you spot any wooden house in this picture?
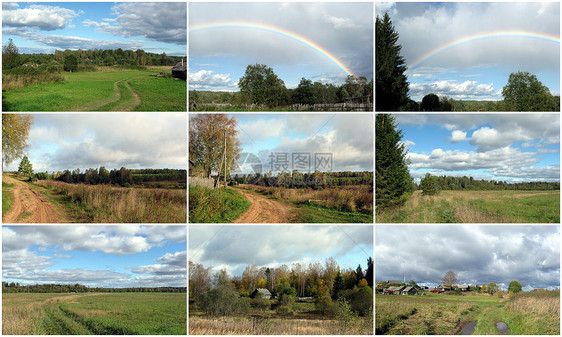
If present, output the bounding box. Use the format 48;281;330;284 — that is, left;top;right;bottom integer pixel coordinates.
171;60;186;80
251;288;271;299
386;286;406;295
458;285;470;292
401;286;418;295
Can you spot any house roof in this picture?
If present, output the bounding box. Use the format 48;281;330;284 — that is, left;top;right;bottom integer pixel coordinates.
172;61;186;71
459;285;470;289
256;288;271;295
387;286;405;291
403;286;416;292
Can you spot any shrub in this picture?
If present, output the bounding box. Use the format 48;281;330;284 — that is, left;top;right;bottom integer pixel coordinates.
200;284;250;316
277;305;294;316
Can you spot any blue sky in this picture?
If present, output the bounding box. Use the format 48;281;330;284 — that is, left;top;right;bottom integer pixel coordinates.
392;114;560;183
2;225;187;288
189;2;373;91
189;225;373;277
2;2;186;55
376;225;560;291
205;114;373;174
376;2;560;101
4;114;187;173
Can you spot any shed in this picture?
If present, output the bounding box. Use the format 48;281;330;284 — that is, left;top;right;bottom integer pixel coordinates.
458;285;470;292
171;60;186;80
386;286;405;295
251;288;271;299
401;286;418;295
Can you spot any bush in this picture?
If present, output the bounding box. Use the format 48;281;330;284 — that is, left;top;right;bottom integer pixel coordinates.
315;294;334;315
277;305;294;316
200;284;250;316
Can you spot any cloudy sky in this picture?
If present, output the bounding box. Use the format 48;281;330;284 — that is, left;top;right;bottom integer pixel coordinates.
2;2;186;55
393;114;560;183
225;114;373;174
2;225;187;288
376;2;560;101
189;225;373;277
376;225;560;291
4;114;187;173
189;2;373;91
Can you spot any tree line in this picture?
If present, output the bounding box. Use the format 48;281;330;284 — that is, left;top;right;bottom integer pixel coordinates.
233;170;373;189
376;13;560;111
2;282;186;293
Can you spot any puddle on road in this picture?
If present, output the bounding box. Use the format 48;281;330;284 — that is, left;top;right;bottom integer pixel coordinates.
461;321;477;335
496;322;510;334
497;305;504;308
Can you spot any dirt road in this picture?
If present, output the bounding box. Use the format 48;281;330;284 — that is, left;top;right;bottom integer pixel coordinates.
2;174;68;223
233;187;296;223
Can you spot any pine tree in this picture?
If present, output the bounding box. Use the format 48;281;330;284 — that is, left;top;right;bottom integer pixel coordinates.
420;173;439;195
376;13;410;111
376;114;412;208
332;271;344;300
18;156;33;177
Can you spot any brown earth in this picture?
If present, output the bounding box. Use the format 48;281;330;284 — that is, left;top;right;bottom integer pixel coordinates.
2;174;69;223
232;187;297;223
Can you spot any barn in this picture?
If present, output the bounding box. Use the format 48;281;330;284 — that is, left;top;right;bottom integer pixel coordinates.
401;286;418;295
251;288;271;299
171;60;186;80
458;285;470;292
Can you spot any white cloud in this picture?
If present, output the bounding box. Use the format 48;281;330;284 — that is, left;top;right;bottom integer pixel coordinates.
410;80;499;100
449;130;467;143
3;4;80;31
189;70;235;90
323;14;356;29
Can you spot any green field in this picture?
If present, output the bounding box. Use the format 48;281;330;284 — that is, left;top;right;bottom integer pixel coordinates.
376;290;559;335
2;293;186;335
3;68;186;111
189;186;251;223
376;190;560;223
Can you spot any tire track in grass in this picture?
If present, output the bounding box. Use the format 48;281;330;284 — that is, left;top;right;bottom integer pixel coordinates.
77;79;123;111
110;77;141;111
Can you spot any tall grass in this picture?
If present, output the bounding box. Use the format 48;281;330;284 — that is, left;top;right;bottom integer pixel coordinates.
38;180;186;223
189;186;250;223
504;289;560;334
2;72;66;91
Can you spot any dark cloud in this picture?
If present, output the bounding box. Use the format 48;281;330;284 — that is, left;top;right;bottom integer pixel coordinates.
376;226;560;290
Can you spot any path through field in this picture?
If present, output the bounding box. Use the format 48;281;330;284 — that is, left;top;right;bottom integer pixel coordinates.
233;187;296;223
2;174;68;223
77;76;141;111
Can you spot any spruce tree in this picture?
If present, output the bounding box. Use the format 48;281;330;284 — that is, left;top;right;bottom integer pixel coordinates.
376;13;410;111
420;173;439;195
376;114;412;208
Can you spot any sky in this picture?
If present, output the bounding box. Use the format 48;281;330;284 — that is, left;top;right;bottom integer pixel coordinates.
392;114;560;183
376;225;560;291
189;2;373;91
2;2;187;55
376;2;560;101
4;114;187;173
189;225;373;277
221;114;373;174
2;225;187;288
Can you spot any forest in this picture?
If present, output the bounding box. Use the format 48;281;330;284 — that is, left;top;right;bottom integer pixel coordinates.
1;282;186;293
231;170;373;189
418;173;560;192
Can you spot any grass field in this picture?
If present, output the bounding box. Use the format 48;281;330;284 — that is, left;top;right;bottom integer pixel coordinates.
36;180;186;223
2;293;186;335
189;186;251;223
376;290;559;335
376;190;559;223
2;181;15;216
2;68;186;111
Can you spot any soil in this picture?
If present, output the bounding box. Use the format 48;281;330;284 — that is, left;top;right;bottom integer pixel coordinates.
2;174;69;223
232;187;297;223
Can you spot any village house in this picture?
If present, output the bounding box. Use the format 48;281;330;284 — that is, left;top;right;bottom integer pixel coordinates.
171;59;186;80
401;286;418;295
385;286;405;295
251;288;271;299
458;285;470;292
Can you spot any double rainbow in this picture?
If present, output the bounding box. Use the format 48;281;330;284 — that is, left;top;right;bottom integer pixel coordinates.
190;21;359;79
410;30;560;69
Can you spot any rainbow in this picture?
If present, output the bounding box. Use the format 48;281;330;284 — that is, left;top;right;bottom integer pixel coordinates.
410;31;560;69
190;21;358;79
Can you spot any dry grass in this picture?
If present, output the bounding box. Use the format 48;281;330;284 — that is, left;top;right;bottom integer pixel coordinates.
3;73;66;91
2;302;43;334
189;316;371;335
38;180;186;223
239;185;373;213
506;290;560;316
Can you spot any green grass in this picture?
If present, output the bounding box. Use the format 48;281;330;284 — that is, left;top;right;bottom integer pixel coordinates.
3;69;186;111
2;181;15;216
189;186;251;223
377;190;560;223
294;204;373;223
2;293;186;335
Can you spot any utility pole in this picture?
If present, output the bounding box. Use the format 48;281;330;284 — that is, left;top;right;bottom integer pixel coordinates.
223;131;227;188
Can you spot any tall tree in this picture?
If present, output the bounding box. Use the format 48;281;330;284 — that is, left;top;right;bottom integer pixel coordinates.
376;13;409;111
189;114;241;180
2;114;34;172
487;282;499;295
502;71;559;111
507;280;522;293
365;257;373;288
17;156;33;177
442;270;458;287
2;38;20;70
63;54;78;72
375;114;413;208
420;93;440;111
238;64;287;107
332;271;344;300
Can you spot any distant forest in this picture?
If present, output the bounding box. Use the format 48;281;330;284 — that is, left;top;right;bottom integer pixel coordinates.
418;174;560;191
224;171;372;189
2;282;186;293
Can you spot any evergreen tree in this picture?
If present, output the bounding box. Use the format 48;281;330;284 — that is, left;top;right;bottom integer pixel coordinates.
420;173;439;195
376;13;410;111
365;257;373;288
332;271;344;300
375;114;412;208
17;156;33;177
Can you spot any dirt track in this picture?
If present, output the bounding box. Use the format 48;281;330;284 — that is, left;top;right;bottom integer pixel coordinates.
233;188;296;223
2;174;68;223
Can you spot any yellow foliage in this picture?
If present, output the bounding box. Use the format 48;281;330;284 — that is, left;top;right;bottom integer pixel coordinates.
358;278;368;288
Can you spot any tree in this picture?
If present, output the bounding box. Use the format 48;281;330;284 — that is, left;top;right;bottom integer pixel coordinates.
238;64;287;107
189;261;212;302
420;173;439;195
63;54;78;72
442;270;458;287
507;280;522;293
2;114;34;172
200;284;250;316
420;93;440;111
487;282;499;295
189;114;241;180
375;114;413;208
376;13;409;111
2;38;20;69
332;271;344;300
18;156;33;177
365;257;373;288
481;283;486;292
502;71;559;111
293;77;315;104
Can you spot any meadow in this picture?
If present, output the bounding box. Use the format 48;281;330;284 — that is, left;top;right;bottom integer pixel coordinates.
2;293;186;335
375;290;559;335
37;180;186;223
189;185;251;223
2;67;186;111
376;190;559;223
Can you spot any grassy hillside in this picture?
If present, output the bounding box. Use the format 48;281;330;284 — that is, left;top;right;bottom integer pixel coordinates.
189;186;251;223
